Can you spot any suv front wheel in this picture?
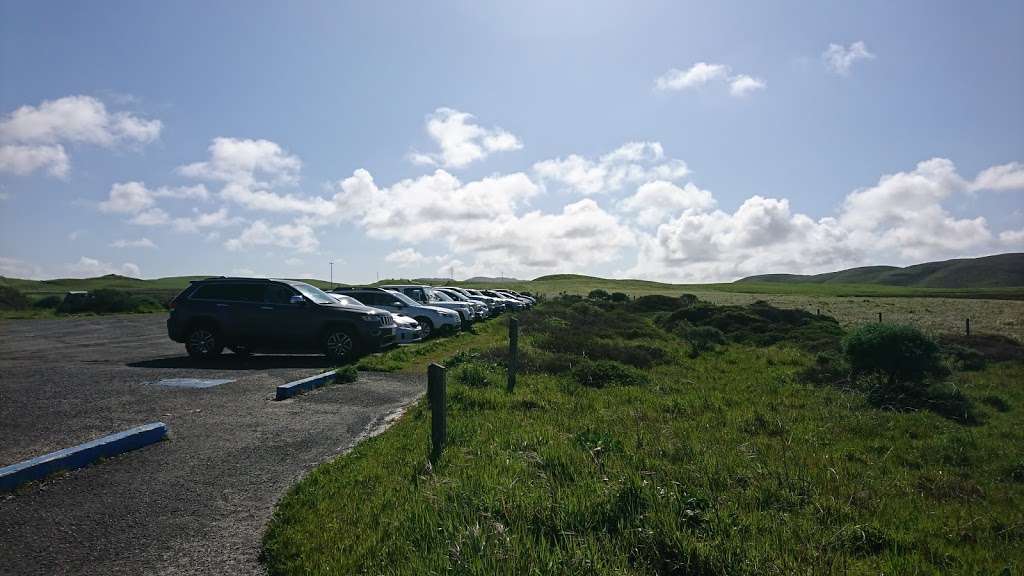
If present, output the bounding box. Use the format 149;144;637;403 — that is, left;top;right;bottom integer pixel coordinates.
186;325;223;360
323;327;359;363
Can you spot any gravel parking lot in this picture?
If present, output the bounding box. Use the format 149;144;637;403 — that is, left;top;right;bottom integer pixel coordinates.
0;314;423;575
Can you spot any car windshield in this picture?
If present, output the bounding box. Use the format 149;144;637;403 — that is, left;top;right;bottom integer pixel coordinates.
433;290;453;301
440;290;465;301
421;287;444;302
291;282;336;305
385;289;419;306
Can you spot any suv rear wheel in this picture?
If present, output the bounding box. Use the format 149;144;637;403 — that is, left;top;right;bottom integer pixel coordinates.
323;327;358;363
186;325;223;360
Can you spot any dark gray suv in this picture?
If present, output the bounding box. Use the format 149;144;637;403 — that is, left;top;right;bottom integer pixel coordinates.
167;278;394;362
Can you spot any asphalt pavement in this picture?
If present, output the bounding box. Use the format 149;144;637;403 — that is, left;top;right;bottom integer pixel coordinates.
0;314;423;575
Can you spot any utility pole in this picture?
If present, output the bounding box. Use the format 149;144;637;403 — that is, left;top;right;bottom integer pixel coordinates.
329;261;334;287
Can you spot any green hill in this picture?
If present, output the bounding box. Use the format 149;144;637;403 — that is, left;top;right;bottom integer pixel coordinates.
737;253;1024;289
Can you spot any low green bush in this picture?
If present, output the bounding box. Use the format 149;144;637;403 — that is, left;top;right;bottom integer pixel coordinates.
609;292;629;302
455;363;492;388
0;285;30;310
32;295;63;309
571;359;648;388
843;324;945;384
681;325;726;357
336;365;358;383
587;289;610;300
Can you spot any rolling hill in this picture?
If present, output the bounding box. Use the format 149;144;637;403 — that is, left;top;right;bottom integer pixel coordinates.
737;253;1024;288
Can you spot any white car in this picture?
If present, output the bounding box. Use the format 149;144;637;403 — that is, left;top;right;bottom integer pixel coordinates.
332;288;461;338
329;293;422;344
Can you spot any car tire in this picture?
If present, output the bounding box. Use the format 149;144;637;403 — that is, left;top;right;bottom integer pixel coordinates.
186;325;223;360
415;317;434;339
323;327;359;363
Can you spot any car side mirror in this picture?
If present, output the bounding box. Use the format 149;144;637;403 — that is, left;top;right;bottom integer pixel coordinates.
392;301;405;308
289;295;306;305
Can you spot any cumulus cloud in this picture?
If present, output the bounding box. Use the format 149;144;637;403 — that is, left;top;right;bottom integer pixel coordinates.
98;181;208;214
971;162;1024;192
654;63;730;91
0;256;45;279
0;144;69;177
110;238;157;249
0;95;161;177
626;157;1019;282
409;108;522;169
823;41;875;75
65;256;141;278
225;220;319;253
385;248;443;267
533;142;689;195
728;75;766;97
618;180;716;226
172;207;242;233
655;63;765;98
178;137;301;187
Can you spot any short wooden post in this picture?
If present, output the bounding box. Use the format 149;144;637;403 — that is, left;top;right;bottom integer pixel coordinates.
966;318;971;337
816;308;820;316
427;363;447;462
507;317;519;393
878;312;883;323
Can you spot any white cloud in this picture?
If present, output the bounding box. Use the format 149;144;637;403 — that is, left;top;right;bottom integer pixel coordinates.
728;75;766;97
0;256;44;279
619;180;716;226
98;181;208;214
385;248;441;267
533;141;689;195
284;257;304;266
626;157;1017;282
172;207;242;233
129;208;170;226
409;108;522;169
972;162;1024;192
218;182;335;214
654;63;730;91
110;238;157;249
0;95;161;177
178;137;301;187
65;256;141;278
225;220;319;253
999;228;1024;246
823;41;875;75
0;144;69;177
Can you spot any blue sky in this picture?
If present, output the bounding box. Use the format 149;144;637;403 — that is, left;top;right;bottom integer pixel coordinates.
1;0;1022;282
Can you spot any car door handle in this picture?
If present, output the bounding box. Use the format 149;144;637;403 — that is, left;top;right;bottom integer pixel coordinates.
260;306;274;310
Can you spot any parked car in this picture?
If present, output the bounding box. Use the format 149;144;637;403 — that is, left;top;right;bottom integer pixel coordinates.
377;284;477;324
330;293;423;344
441;286;505;314
493;289;534;307
434;287;493;318
480;289;526;310
167;277;395;362
431;288;488;320
331;287;461;338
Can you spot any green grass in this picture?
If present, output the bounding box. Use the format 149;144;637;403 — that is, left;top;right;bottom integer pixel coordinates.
262;298;1024;575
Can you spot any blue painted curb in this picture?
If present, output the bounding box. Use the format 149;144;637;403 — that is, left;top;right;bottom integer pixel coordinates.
0;422;167;492
275;370;338;401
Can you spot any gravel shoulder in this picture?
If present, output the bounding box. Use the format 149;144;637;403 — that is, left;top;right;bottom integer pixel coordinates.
0;315;424;576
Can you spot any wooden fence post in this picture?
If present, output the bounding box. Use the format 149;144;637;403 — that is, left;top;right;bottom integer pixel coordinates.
428;363;447;462
507;317;519;393
878;312;882;323
966;318;971;337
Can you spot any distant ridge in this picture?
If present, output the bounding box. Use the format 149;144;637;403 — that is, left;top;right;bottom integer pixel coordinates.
464;276;522;283
737;253;1024;288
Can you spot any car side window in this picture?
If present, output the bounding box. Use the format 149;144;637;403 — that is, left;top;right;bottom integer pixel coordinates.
356;292;377;305
265;284;296;304
408;288;425;302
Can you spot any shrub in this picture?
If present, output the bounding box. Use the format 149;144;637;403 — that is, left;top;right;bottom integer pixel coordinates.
939;333;1024;364
32;295;63;309
844;324;945;385
336;365;358;383
798;353;849;385
682;325;726;356
679;293;699;307
587;289;610;300
571;359;648;388
632;294;683;312
0;285;30;310
455;363;491;388
610;292;630;302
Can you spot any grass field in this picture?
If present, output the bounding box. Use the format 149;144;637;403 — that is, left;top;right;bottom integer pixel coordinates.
262;296;1024;575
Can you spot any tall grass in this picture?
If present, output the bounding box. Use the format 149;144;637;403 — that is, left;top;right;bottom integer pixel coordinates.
263;298;1024;574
